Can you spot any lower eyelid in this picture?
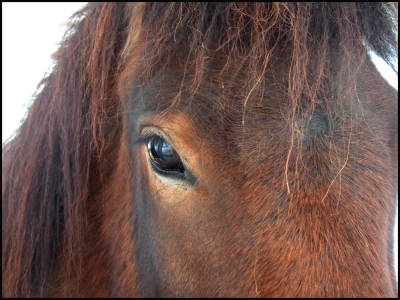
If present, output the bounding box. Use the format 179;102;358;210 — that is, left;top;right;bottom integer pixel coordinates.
149;155;198;187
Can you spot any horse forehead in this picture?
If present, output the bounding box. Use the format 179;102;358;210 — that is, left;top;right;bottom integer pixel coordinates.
128;55;288;123
130;75;285;139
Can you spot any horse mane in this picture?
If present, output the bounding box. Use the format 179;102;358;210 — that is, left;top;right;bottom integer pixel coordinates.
2;2;398;297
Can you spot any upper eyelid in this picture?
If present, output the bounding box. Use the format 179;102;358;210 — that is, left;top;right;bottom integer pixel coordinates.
134;126;174;148
133;134;152;147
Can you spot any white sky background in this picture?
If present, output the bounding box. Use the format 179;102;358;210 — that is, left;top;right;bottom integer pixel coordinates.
2;2;398;280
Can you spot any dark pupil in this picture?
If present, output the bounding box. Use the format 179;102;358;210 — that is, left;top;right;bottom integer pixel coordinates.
147;136;184;173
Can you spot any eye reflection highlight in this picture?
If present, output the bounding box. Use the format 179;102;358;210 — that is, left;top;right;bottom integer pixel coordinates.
147;136;184;173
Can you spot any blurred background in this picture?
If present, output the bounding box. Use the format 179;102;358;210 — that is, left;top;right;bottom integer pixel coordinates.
2;2;398;280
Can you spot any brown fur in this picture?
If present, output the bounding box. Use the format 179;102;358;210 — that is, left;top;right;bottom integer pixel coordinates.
2;2;398;297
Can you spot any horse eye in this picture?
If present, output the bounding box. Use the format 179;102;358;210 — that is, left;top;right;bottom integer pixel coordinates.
147;136;185;173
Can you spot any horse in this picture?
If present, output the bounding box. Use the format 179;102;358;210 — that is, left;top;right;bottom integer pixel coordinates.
2;2;398;297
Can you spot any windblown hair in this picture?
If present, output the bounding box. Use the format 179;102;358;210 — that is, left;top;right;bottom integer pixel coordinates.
2;2;398;297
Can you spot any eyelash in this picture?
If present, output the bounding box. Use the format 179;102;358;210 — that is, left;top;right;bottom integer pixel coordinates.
134;131;158;147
